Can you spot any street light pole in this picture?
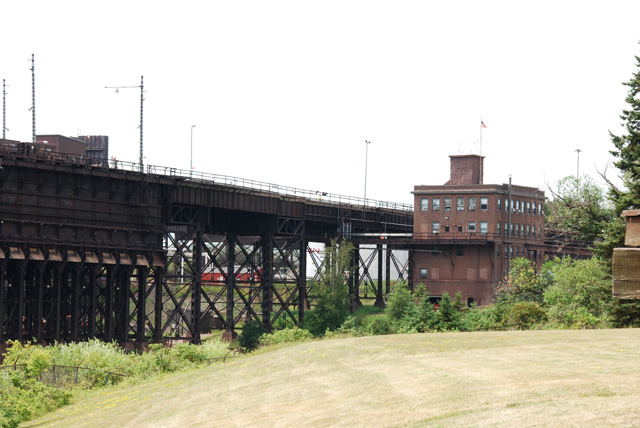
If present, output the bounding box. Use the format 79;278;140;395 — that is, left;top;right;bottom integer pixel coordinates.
575;148;582;182
105;76;145;172
364;140;371;207
190;125;196;171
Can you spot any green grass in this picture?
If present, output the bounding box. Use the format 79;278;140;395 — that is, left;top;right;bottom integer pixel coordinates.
22;329;640;428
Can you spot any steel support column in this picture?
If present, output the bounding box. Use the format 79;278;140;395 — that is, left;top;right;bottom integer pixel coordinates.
298;239;307;325
408;249;415;291
70;266;81;342
191;231;202;344
261;234;274;330
153;266;164;343
104;267;114;342
136;266;148;345
87;267;97;339
351;244;361;311
35;264;45;342
222;234;237;341
385;247;391;295
0;258;5;342
374;244;385;308
53;266;62;342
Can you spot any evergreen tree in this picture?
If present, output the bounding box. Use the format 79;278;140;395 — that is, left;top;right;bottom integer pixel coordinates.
601;47;640;259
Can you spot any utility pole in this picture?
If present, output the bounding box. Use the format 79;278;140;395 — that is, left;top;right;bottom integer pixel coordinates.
2;79;7;139
31;54;36;144
105;76;145;172
575;149;582;182
364;140;371;208
190;124;196;172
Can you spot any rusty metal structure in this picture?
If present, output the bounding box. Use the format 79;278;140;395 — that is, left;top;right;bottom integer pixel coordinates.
0;146;413;346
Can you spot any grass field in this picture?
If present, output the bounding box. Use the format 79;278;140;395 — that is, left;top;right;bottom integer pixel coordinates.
23;329;640;428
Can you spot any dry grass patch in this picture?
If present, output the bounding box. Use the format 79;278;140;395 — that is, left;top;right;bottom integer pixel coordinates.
23;329;640;428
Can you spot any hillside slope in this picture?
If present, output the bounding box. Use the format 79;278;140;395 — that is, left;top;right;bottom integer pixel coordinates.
23;329;640;428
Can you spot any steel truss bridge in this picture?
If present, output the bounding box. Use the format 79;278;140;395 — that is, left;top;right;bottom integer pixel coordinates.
0;149;414;347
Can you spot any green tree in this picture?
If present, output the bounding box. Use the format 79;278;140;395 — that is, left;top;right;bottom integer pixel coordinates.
602;47;640;259
546;175;613;245
543;257;613;328
386;281;414;321
304;239;354;336
431;293;462;331
496;257;549;303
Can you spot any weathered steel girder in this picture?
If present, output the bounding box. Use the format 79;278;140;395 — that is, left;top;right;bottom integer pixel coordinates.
0;153;413;345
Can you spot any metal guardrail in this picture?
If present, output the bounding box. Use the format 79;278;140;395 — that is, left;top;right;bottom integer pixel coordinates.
0;145;414;212
147;164;414;212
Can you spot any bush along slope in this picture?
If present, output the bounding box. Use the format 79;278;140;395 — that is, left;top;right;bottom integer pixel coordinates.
0;338;232;428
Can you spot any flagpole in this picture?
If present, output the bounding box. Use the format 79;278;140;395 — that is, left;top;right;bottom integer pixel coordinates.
479;117;483;156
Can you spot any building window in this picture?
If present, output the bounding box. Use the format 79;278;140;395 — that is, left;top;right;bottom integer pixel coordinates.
469;197;477;211
432;222;440;234
538;203;542;216
457;224;463;233
526;225;530;237
532;225;536;239
516;200;520;213
420;198;429;211
433;198;440;211
468;222;476;233
497;221;501;235
497;198;502;211
480;197;488;211
505;199;510;212
456;245;464;256
527;201;531;214
504;223;508;235
445;225;450;232
456;197;464;211
420;268;428;279
444;198;452;211
479;221;488;234
533;202;537;215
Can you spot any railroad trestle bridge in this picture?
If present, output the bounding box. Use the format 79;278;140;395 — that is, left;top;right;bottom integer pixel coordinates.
0;150;414;346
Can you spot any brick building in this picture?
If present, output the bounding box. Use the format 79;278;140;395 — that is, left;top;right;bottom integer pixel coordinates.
412;155;546;305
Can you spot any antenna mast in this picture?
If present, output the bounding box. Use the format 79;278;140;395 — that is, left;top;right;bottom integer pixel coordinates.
31;54;36;144
2;79;6;139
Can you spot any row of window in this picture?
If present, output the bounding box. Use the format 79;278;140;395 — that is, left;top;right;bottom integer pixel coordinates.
499;198;542;216
421;245;543;261
420;196;542;216
432;221;488;234
497;246;543;261
431;221;541;239
497;222;541;239
421;197;488;212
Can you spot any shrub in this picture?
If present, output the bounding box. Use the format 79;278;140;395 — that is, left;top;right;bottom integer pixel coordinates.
504;302;547;330
238;320;267;351
362;315;395;336
461;304;507;331
0;371;71;428
304;240;354;336
259;327;313;346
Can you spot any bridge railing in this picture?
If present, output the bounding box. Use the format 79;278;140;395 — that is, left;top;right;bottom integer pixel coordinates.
147;164;414;212
0;144;412;212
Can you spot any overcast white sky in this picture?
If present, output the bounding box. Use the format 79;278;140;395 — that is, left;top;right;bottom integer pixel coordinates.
2;1;639;204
